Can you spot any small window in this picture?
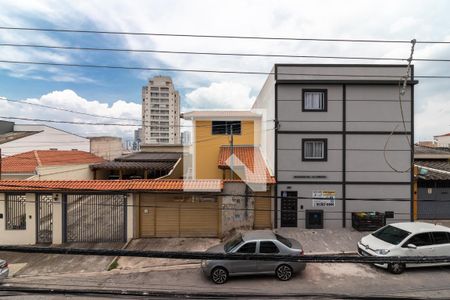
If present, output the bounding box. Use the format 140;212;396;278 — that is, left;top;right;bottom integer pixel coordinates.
432;232;450;245
5;194;27;230
403;233;433;247
212;121;241;135
302;89;327;112
302;139;327;161
236;242;256;253
259;241;279;254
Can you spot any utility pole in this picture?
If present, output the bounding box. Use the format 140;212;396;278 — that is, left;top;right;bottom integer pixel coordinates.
229;123;234;180
0;148;2;180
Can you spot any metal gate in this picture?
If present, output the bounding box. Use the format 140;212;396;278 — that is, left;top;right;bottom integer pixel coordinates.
281;191;298;227
418;181;450;220
36;194;54;243
63;194;127;243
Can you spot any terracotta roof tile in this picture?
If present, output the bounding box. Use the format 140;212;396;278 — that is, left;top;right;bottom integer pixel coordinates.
0;179;223;192
2;150;105;174
218;146;275;184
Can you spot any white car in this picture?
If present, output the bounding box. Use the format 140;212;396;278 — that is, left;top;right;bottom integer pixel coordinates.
358;222;450;274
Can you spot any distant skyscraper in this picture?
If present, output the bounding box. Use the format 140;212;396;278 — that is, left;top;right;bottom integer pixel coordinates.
142;76;181;144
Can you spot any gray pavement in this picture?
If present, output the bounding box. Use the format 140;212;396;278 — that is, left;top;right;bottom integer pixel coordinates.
0;242;124;276
275;228;366;254
3;262;450;298
117;238;219;270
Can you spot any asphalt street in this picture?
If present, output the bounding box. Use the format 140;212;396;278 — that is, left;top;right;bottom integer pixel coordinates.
1;262;450;299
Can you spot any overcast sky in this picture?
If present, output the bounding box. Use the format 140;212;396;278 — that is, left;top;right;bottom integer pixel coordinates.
0;0;449;140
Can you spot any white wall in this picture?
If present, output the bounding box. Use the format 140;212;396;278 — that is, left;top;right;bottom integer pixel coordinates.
2;125;89;156
435;135;450;147
32;164;94;180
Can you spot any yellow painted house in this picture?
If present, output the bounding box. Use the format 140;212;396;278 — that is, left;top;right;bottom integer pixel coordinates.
182;110;275;230
182;111;261;179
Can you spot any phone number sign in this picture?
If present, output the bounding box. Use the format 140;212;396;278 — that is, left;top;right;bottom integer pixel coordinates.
312;191;336;207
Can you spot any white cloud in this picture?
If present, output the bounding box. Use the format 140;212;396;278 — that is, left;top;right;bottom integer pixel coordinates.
415;92;450;140
185;82;255;110
1;89;141;139
1;0;450;138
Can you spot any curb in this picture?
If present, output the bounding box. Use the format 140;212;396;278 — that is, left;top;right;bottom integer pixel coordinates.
106;239;133;271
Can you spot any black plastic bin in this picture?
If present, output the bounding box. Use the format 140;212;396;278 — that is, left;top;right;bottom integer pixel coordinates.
351;212;386;231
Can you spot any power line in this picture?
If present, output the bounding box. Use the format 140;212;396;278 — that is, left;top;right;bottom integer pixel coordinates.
0;245;449;264
1;26;450;44
3;60;448;78
1;42;450;62
0;98;141;122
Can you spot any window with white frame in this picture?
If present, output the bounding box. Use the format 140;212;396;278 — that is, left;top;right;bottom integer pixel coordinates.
302;139;327;161
302;89;327;111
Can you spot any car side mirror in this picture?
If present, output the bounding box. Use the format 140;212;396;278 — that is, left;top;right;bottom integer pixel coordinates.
407;243;417;249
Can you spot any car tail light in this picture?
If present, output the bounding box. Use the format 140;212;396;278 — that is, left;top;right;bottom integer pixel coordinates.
299;249;304;256
0;262;7;268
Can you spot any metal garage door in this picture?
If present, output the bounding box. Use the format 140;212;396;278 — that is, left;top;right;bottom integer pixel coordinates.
418;182;450;220
139;194;219;237
254;192;272;229
63;194;127;242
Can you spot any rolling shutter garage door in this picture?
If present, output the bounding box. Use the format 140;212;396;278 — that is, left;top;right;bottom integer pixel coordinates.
254;191;272;229
139;194;219;237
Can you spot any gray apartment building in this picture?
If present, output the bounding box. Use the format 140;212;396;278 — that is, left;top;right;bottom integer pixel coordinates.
142;76;181;144
253;64;416;229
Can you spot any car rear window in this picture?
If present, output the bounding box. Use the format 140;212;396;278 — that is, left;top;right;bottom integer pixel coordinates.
372;225;411;245
275;233;292;248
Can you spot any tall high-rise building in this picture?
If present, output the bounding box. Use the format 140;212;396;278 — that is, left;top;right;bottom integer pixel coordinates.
142;76;181;144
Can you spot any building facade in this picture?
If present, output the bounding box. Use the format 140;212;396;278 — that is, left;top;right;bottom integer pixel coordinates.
0;122;90;156
433;133;450;148
142;76;181;145
253;64;415;229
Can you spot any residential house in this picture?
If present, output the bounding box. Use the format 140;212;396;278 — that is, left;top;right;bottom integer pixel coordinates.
414;145;450;220
90;151;183;180
433;133;450;148
183;110;276;231
0;121;90;156
1;150;105;180
253;64;415;229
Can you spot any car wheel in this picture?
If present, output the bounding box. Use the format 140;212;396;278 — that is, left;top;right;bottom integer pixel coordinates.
211;267;228;284
388;263;406;274
276;264;293;281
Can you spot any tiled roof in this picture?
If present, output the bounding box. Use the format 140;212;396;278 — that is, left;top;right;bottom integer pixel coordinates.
2;150;105;174
218;146;275;184
0;179;223;192
90;161;176;171
116;152;182;162
415;160;450;180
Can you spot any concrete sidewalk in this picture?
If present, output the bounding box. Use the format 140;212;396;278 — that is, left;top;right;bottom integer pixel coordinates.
275;228;366;254
117;238;219;270
0;242;124;276
116;228;365;271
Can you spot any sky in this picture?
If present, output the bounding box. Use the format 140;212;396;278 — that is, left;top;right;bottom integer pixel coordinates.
0;0;449;141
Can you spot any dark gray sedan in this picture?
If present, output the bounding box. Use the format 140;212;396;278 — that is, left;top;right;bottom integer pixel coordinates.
201;230;306;284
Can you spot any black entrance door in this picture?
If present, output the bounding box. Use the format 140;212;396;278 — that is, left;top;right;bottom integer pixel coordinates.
281;191;298;227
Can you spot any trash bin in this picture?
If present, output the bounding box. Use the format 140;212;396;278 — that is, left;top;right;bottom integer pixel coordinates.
351;212;386;231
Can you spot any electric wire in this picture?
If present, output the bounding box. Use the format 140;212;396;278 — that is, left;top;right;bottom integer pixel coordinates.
1;42;450;62
1;26;450;44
